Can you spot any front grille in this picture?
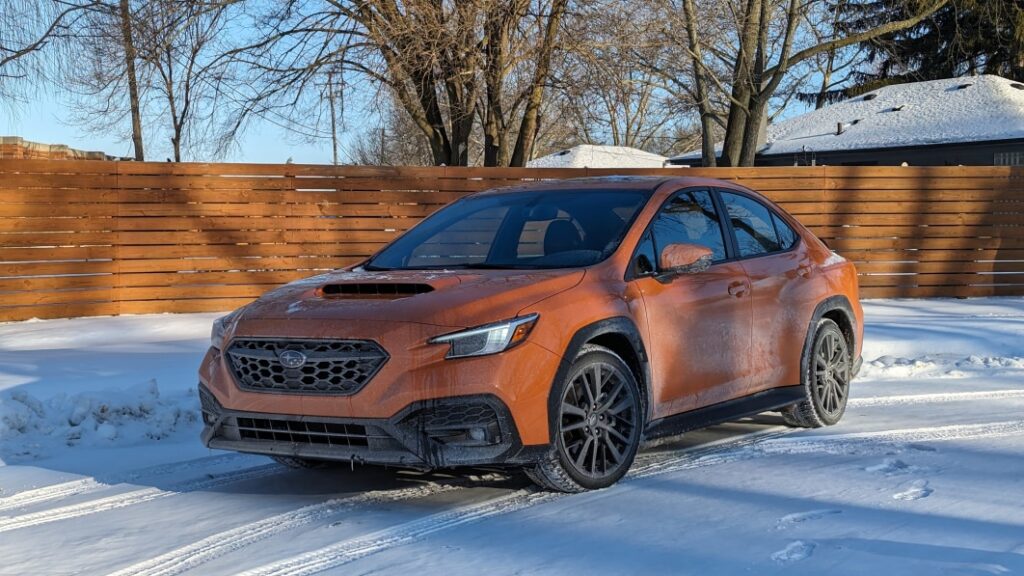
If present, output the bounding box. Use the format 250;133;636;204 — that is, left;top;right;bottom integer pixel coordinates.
226;338;388;395
235;417;370;447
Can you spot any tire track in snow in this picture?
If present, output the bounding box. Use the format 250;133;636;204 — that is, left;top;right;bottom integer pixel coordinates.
0;463;280;534
236;427;794;576
107;482;466;576
0;453;250;514
237;489;554;576
236;419;1024;576
756;420;1024;454
0;477;105;514
848;389;1024;408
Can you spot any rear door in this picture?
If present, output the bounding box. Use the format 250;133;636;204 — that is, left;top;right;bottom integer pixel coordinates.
631;188;753;419
717;189;827;394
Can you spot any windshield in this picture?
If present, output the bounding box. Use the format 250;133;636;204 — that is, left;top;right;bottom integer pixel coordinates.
365;189;649;270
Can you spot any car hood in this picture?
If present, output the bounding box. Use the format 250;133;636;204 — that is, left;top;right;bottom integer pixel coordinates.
238;267;586;329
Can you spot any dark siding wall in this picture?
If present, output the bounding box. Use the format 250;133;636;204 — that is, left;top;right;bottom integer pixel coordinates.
672;138;1024;167
760;139;1024;166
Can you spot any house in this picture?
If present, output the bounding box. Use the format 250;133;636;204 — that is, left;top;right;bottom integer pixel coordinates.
0;136;116;161
669;75;1024;167
528;144;668;168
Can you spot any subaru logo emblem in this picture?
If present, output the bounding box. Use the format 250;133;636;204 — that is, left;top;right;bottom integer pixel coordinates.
278;349;307;368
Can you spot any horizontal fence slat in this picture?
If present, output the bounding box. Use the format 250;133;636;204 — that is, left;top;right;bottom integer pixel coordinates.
0;161;1022;321
795;213;1024;226
115;243;383;260
117;256;357;273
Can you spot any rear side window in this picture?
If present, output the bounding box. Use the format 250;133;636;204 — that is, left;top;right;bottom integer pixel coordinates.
651;189;727;262
720;192;781;257
772;213;798;250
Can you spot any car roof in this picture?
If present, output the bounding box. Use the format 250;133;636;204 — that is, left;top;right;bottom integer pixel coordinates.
475;175;763;198
476;176;674;196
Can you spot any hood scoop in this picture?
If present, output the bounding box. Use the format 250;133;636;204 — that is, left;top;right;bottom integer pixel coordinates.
319;283;434;299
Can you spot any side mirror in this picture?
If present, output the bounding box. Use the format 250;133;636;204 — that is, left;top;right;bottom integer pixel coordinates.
659;243;713;276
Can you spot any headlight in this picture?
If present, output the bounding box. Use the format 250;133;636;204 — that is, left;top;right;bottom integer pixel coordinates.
428;313;539;359
211;309;242;351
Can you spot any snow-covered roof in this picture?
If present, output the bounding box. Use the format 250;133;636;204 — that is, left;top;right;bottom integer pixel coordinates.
671;75;1024;161
528;144;668;168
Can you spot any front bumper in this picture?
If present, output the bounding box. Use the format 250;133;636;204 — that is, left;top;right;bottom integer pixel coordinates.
199;384;547;469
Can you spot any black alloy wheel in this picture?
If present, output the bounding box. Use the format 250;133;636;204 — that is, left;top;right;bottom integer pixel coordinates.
782;318;851;428
813;326;851;420
526;345;642;492
559;360;639;480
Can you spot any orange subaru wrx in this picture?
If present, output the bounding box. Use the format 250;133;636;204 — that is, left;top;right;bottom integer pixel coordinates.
199;177;863;492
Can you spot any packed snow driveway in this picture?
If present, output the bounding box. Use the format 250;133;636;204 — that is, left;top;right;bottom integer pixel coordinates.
1;298;1023;575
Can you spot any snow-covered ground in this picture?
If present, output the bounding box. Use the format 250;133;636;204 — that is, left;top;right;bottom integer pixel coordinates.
1;299;1022;575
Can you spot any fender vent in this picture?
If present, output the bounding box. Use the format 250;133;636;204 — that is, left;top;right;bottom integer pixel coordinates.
320;283;433;298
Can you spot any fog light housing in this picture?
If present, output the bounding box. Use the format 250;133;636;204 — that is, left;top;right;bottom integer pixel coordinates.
198;383;222;426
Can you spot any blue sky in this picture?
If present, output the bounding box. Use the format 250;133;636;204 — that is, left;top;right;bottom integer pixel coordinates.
1;88;341;164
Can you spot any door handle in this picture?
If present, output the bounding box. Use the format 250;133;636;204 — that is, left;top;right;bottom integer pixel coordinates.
728;281;748;298
796;263;813;278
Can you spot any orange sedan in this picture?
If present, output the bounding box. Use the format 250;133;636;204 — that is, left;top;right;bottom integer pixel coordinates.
199;177;863;492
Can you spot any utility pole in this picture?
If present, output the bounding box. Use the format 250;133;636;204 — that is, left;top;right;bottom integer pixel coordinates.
327;71;338;166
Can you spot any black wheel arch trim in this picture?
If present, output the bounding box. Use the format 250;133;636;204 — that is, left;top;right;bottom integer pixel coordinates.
805;295;860;379
545;316;652;445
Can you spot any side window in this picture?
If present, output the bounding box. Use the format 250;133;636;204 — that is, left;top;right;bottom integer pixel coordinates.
772;212;798;250
720;192;781;257
651;189;727;262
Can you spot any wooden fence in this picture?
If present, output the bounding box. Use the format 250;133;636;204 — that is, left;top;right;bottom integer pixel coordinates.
1;160;1022;322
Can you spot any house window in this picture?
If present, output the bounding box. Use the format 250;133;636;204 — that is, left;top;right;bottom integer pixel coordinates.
994;151;1024;166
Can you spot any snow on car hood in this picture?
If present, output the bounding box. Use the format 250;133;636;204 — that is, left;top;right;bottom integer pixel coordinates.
238;267;586;328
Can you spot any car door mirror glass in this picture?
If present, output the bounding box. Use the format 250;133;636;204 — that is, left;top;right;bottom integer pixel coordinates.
659;243;713;276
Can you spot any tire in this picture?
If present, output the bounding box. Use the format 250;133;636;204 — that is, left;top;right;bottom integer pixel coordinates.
527;344;643;492
271;456;330;469
783;318;852;428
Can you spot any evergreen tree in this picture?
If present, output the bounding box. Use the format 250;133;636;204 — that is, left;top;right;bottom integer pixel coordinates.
812;0;1024;103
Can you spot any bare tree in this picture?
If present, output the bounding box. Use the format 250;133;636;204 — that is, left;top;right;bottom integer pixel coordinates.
117;0;145;160
61;1;149;160
0;1;97;109
136;0;230;161
680;0;718;165
715;0;950;165
644;0;949;165
552;1;676;153
220;0;572;167
347;90;434;166
799;0;867;109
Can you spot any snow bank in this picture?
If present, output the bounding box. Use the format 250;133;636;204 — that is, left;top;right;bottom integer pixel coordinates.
860;354;1024;380
0;313;219;463
0;380;198;461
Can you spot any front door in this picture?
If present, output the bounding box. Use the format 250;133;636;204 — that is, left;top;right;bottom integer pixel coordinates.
631;188;753;419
